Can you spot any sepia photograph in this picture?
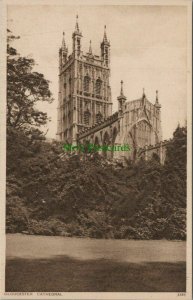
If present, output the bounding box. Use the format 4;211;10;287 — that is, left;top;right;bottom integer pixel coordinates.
0;0;192;299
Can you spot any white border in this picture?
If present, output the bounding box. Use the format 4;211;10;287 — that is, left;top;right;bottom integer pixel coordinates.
0;0;192;299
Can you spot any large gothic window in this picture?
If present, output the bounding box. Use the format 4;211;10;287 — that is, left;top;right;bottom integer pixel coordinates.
95;79;102;97
84;75;90;93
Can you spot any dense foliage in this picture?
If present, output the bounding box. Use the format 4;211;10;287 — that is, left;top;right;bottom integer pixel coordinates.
6;126;187;240
7;30;53;129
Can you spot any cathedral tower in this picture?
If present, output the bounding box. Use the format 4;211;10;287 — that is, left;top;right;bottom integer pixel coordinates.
57;17;113;143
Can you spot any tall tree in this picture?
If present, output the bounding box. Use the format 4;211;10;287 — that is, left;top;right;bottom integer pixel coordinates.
7;29;53;130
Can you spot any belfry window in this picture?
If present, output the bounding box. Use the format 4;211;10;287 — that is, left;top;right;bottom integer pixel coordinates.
84;75;90;92
77;38;81;54
95;79;102;96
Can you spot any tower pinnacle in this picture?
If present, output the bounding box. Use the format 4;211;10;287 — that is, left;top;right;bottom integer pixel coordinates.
155;90;161;108
89;40;92;54
103;25;108;44
75;14;79;32
156;90;159;103
101;25;110;66
142;88;145;98
117;80;127;112
120;80;124;96
62;32;67;51
72;15;82;55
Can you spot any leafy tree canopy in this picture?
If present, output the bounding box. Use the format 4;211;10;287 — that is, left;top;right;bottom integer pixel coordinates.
7;29;53;130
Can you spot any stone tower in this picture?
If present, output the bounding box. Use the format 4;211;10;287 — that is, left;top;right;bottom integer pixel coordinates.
57;16;113;143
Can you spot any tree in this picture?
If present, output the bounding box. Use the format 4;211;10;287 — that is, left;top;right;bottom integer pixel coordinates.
165;125;187;171
7;29;53;130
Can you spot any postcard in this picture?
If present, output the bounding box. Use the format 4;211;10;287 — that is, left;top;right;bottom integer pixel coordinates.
0;0;192;299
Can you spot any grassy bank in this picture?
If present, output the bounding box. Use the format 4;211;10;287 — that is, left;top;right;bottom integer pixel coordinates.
6;256;186;292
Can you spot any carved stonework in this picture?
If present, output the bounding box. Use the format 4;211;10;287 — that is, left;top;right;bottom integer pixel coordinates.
57;21;162;163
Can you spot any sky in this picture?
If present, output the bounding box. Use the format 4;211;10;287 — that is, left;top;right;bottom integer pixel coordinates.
7;4;188;140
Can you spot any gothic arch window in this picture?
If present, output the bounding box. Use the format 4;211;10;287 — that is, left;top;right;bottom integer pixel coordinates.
95;78;102;97
96;111;103;123
84;109;90;125
84;75;90;92
112;127;118;144
94;136;100;146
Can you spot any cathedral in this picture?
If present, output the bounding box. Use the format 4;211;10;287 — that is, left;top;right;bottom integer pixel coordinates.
57;16;167;163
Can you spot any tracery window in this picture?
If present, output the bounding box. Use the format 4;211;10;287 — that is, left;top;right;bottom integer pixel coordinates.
84;75;90;92
84;109;90;125
95;78;102;96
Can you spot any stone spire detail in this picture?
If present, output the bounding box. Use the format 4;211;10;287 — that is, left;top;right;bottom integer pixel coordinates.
101;25;110;66
62;32;67;52
75;14;79;32
120;80;124;96
156;90;158;103
117;80;127;112
72;14;82;55
89;40;92;54
142;88;146;98
103;25;108;43
59;31;68;66
155;90;161;108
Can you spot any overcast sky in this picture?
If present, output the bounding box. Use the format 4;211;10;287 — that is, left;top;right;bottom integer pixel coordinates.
8;4;187;139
